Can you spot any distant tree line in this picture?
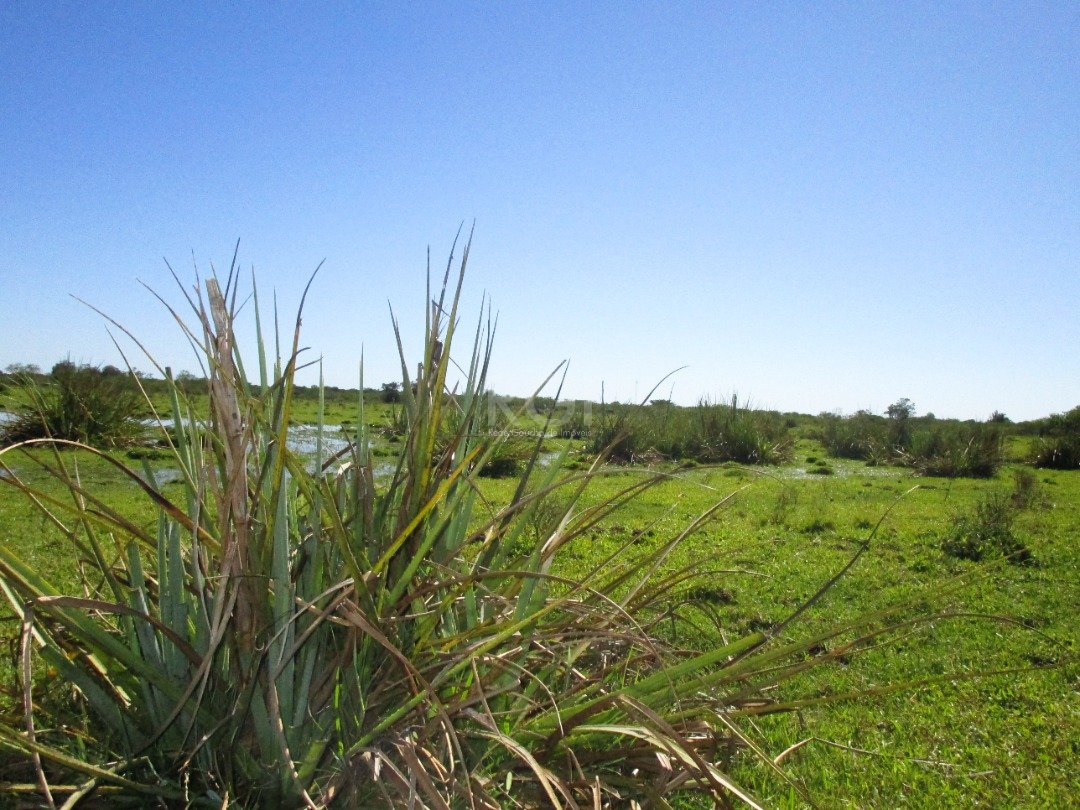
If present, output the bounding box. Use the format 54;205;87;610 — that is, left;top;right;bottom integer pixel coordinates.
2;361;1078;470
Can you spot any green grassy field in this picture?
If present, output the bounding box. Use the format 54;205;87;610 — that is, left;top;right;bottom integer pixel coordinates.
2;428;1075;807
482;445;1078;807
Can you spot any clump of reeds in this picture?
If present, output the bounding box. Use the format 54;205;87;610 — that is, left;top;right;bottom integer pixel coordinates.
820;412;1004;478
1029;406;1080;469
905;423;1004;478
0;362;145;449
942;490;1033;564
819;410;888;462
1032;435;1080;469
587;396;791;465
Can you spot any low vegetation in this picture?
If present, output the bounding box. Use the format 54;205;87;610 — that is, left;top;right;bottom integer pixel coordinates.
819;410;888;462
1026;405;1080;470
585;396;792;465
904;422;1004;478
819;407;1005;478
942;490;1032;564
0;361;145;449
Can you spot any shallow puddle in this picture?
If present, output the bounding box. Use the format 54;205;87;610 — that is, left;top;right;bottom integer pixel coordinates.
774;461;903;480
138;468;186;486
286;424;354;458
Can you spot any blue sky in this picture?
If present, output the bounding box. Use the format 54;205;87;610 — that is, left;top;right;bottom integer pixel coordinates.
1;1;1076;421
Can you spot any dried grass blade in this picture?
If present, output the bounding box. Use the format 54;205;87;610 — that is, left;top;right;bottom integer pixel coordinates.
20;605;56;809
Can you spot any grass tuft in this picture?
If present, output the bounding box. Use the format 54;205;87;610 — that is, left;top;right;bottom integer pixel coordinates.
0;363;145;449
588;396;792;465
942;490;1033;564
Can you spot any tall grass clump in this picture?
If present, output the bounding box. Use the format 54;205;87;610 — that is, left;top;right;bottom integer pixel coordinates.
689;397;791;464
942;490;1032;564
819;411;888;462
0;362;145;449
1032;435;1080;470
584;401;641;461
905;423;1004;478
588;396;790;465
1030;405;1080;470
437;392;533;477
820;412;1004;478
0;239;1041;807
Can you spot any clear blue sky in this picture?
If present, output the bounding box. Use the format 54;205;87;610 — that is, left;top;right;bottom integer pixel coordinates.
2;1;1076;421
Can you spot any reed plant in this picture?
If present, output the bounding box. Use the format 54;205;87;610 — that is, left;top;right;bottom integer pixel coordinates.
819;411;888;462
821;414;1003;478
0;363;145;449
587;397;790;465
905;423;1004;478
1032;435;1080;469
1030;405;1080;469
0;240;1034;807
942;490;1032;564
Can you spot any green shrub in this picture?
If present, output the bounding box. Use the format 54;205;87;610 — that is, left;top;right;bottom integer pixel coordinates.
885;397;916;452
554;405;590;439
943;491;1032;564
1032;434;1080;470
587;396;791;465
907;423;1003;478
821;411;888;461
694;397;792;464
821;412;1003;477
476;438;532;477
1010;467;1046;510
585;403;640;461
0;363;145;449
1026;406;1080;470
